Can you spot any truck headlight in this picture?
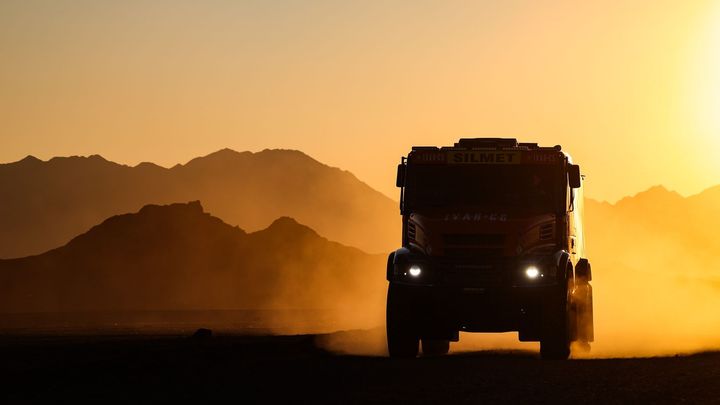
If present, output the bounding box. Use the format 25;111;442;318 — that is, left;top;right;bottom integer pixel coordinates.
408;265;422;277
525;266;540;279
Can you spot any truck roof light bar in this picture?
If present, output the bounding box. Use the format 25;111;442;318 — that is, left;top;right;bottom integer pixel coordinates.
454;138;518;148
412;139;563;152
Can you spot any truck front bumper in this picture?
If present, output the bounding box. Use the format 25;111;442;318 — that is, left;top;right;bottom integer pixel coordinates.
386;249;569;340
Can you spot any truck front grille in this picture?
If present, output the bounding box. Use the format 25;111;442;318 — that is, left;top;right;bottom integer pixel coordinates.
407;222;417;241
539;223;555;240
444;247;504;258
442;233;505;258
442;262;503;287
443;234;504;245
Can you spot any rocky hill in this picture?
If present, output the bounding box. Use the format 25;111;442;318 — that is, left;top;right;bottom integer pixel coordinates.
0;202;386;314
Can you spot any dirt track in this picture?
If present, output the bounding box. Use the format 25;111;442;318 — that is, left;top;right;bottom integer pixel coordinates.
2;332;719;404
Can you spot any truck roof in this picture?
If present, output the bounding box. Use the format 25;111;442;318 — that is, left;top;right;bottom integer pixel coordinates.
411;138;563;152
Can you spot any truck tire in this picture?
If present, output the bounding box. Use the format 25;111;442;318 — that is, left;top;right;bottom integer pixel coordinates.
386;283;419;358
540;316;570;360
422;339;450;356
540;282;571;360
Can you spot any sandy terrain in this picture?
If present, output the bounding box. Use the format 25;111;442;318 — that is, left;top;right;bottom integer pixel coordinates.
1;330;719;404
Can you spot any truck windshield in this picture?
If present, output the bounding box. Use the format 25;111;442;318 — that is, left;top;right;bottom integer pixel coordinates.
404;164;561;213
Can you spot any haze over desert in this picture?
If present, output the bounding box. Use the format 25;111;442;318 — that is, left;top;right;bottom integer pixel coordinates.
3;0;720;402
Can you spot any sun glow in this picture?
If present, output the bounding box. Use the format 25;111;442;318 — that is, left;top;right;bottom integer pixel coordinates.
689;3;720;141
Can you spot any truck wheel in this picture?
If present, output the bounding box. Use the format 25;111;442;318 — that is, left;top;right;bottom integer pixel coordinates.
540;318;570;360
422;339;450;356
540;283;571;360
386;283;419;358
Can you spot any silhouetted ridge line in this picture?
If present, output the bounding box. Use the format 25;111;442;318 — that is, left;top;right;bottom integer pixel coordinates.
134;161;165;170
0;201;386;313
265;216;318;235
138;200;205;216
0;148;399;258
16;155;42;165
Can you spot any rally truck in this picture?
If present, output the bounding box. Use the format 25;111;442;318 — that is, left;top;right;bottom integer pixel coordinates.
387;138;593;360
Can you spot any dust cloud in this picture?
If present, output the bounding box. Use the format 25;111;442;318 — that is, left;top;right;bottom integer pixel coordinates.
319;192;720;358
319;255;720;359
582;236;720;357
0;203;389;323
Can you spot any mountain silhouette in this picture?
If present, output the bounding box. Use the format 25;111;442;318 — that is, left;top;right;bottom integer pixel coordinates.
585;185;720;261
0;202;386;314
0;149;399;258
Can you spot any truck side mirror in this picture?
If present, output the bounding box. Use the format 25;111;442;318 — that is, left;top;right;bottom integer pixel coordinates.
568;164;581;189
396;164;406;188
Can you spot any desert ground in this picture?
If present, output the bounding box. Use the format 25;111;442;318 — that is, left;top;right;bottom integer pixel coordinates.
2;328;720;404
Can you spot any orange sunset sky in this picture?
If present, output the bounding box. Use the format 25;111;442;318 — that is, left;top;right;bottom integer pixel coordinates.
1;0;719;202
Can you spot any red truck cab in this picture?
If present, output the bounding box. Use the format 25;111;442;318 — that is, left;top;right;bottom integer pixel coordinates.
387;138;593;359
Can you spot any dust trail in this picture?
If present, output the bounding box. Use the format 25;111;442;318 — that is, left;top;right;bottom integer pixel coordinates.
319;219;720;358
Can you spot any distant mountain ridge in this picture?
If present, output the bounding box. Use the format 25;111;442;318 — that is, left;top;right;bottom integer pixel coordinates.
0;149;400;258
0;202;386;313
585;184;720;259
